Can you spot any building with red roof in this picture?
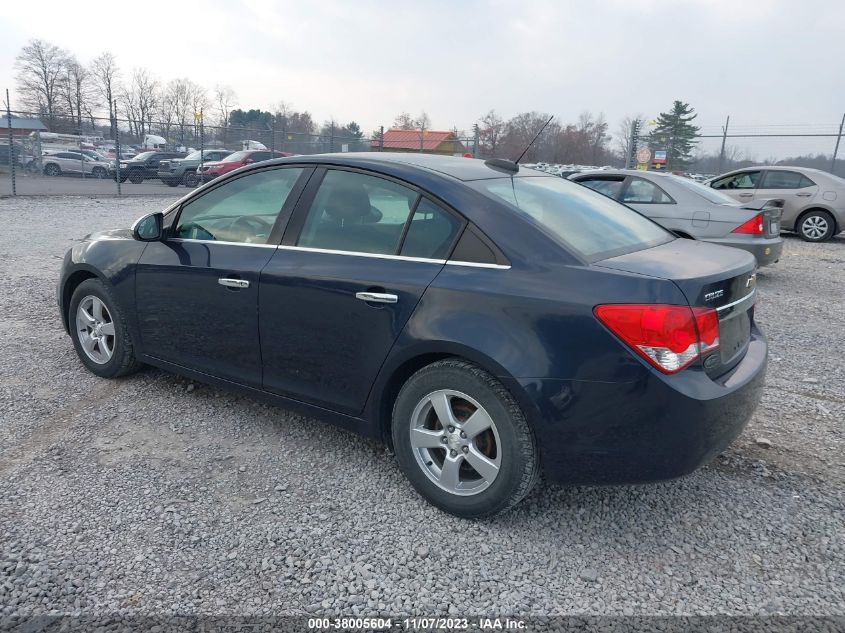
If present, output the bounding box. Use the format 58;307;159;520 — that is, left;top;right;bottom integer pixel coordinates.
373;128;466;155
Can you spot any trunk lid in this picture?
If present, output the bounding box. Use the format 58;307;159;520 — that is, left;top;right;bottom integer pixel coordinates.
596;239;757;377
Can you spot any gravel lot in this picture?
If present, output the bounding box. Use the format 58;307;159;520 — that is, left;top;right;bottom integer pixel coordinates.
0;195;843;619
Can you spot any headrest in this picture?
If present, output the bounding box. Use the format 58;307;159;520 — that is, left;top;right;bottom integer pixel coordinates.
324;183;372;223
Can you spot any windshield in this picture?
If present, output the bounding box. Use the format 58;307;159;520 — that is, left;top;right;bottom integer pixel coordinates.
221;151;249;162
474;176;672;261
667;175;738;205
130;151;154;161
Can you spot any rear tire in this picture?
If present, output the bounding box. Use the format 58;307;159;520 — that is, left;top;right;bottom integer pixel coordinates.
44;163;60;177
392;359;539;518
797;210;835;242
68;278;142;379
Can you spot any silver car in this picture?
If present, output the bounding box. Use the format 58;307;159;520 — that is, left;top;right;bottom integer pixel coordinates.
42;151;110;179
570;170;783;266
706;166;845;242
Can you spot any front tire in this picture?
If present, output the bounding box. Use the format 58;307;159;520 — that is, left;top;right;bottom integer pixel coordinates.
69;278;142;378
92;167;107;179
44;163;60;177
392;359;539;518
128;170;144;184
183;171;199;187
797;210;835;242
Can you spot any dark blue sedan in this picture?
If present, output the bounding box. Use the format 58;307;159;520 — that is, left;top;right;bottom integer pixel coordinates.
58;153;767;518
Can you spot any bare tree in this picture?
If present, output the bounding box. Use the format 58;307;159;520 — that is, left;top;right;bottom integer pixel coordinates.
161;78;191;143
14;39;68;126
214;85;237;127
615;114;646;161
121;68;159;140
478;109;505;156
90;52;121;139
59;56;94;133
189;82;208;139
392;111;416;130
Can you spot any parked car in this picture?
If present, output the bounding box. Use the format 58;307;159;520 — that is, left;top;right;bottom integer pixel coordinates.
706;166;845;241
158;149;233;187
42;151;110;179
197;149;294;182
111;151;187;184
570;169;783;267
58;153;767;518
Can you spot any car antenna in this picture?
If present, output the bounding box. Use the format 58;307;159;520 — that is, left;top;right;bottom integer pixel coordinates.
484;115;555;174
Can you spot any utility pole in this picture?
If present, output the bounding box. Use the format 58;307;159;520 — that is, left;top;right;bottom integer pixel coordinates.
718;115;730;175
625;119;640;169
831;112;845;175
114;99;121;196
5;89;16;196
473;123;479;158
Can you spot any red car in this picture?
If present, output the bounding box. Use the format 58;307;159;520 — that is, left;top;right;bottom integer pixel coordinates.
198;149;294;182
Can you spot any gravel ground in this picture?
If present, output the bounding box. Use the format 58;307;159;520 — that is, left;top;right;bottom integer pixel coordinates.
0;195;843;619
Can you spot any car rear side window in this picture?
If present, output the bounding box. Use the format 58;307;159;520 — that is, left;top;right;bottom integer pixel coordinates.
761;170;815;189
297;170;418;255
175;167;304;244
475;177;671;261
399;198;463;260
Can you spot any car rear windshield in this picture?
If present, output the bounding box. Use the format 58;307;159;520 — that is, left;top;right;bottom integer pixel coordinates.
474;176;672;261
667;175;738;205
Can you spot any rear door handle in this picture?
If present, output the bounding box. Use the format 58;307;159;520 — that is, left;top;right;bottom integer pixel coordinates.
218;278;250;289
738;192;753;197
796;192;812;197
355;291;398;304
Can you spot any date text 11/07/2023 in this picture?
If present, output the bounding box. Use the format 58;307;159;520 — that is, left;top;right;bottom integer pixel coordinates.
307;617;527;630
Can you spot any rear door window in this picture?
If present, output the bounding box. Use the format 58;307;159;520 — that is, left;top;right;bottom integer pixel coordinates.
576;177;624;199
621;177;674;204
760;170;815;189
399;198;463;260
297;169;418;255
475;176;672;261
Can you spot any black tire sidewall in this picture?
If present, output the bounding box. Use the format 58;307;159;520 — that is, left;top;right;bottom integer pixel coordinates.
184;172;198;187
92;167;107;179
129;171;144;184
68;279;133;378
45;164;60;176
392;363;532;518
798;211;834;242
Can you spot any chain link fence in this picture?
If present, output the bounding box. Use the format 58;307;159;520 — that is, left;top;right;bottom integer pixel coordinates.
3;101;844;196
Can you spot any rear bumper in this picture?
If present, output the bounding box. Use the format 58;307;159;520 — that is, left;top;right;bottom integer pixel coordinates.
522;325;767;485
705;236;783;267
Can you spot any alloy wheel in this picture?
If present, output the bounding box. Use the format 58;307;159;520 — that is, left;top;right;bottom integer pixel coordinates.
801;215;829;240
410;389;502;496
75;295;115;364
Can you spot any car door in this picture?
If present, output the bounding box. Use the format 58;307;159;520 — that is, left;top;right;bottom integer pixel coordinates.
59;152;83;174
134;166;310;386
709;170;762;204
259;167;464;415
755;170;819;228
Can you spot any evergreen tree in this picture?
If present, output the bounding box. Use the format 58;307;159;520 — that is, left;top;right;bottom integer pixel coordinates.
650;101;700;170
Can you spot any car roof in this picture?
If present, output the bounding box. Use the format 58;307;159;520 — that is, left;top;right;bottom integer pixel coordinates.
261;152;554;182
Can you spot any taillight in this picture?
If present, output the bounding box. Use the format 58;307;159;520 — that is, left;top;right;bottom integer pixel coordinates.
732;213;764;235
594;304;721;374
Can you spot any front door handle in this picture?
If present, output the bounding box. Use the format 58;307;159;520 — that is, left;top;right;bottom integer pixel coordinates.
355;291;398;304
218;278;250;289
738;192;753;197
796;192;812;197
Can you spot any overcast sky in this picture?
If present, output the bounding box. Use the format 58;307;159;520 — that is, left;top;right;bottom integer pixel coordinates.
2;0;843;139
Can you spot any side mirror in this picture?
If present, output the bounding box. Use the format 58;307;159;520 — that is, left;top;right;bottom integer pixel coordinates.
132;212;163;241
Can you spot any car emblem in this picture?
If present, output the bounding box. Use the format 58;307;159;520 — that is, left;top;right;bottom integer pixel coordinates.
704;289;724;302
746;274;756;289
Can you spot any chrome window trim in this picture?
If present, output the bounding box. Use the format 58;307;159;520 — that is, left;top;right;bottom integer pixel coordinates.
169;238;278;249
445;260;511;270
166;239;511;268
716;289;756;313
275;244;511;269
276;244;446;264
